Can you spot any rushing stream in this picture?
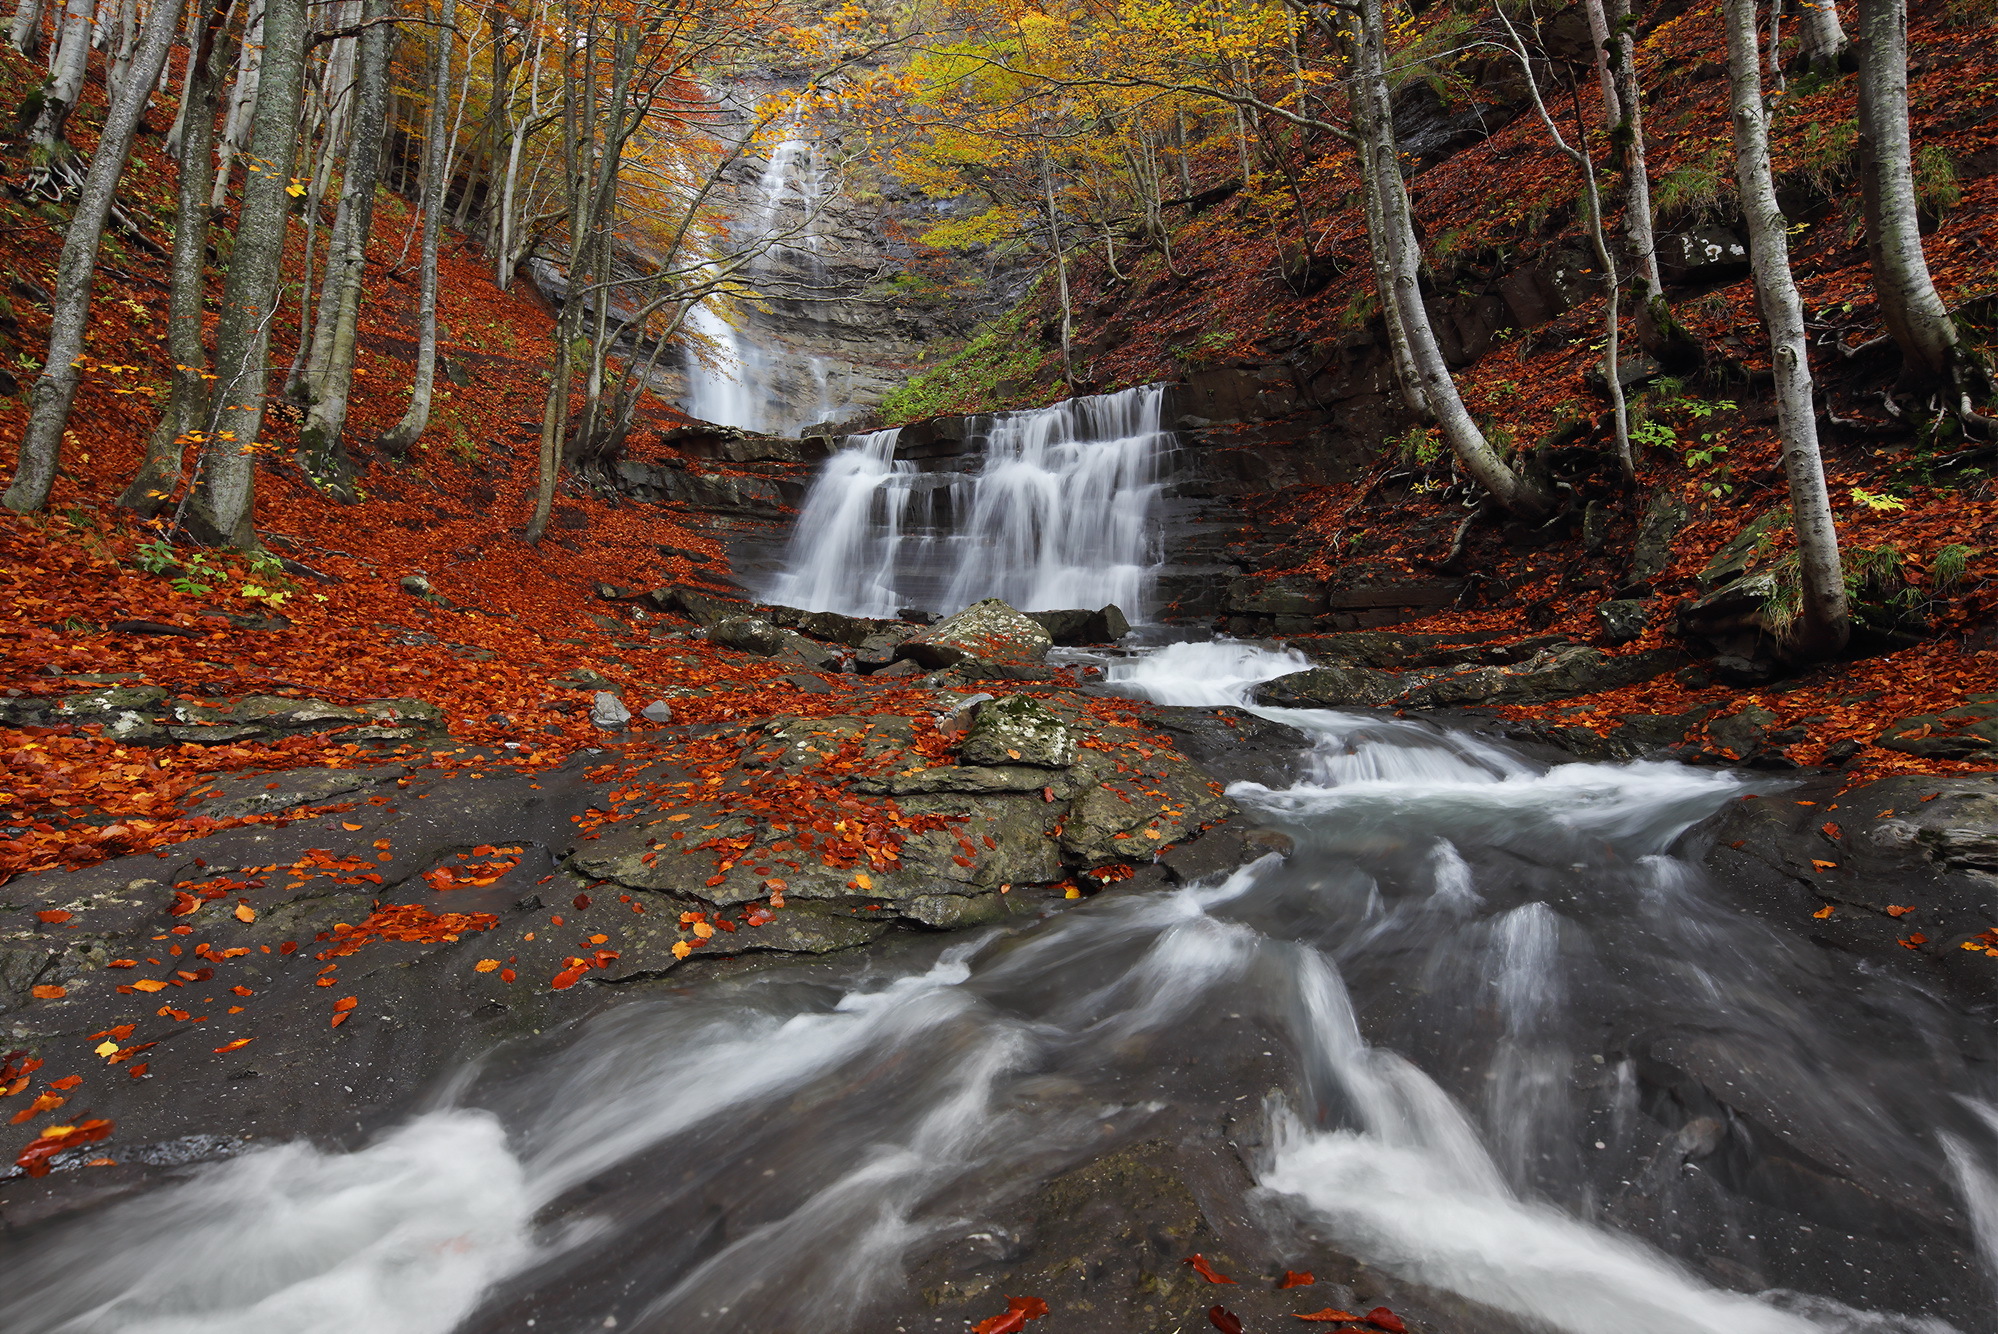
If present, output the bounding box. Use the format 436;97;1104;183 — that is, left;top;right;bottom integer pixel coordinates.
10;640;1998;1333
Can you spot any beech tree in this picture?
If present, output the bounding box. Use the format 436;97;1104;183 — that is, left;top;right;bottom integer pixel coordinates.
1855;0;1988;417
4;0;185;513
374;0;459;457
121;0;235;514
185;0;309;547
1722;0;1849;657
293;0;396;490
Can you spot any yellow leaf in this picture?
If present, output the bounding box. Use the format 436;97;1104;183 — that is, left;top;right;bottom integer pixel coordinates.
853;872;872;890
671;940;692;959
94;1041;119;1057
1143;829;1162;839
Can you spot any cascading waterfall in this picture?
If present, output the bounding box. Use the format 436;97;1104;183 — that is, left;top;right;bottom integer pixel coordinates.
765;383;1170;619
681;136;837;435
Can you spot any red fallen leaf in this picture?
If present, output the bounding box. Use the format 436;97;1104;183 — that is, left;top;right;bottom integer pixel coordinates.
745;907;775;927
574;893;592;910
1279;1270;1315;1288
1209;1307;1244;1334
1821;821;1842;840
1885;904;1916;917
1184;1254;1237;1285
1294;1311;1365;1323
169;892;199;916
971;1295;1049;1334
1364;1309;1406;1333
332;996;359;1012
551;967;586;990
36;909;71;924
15;1118;113;1176
331;1012;350;1028
50;1075;82;1090
1900;933;1929;949
499;968;516;983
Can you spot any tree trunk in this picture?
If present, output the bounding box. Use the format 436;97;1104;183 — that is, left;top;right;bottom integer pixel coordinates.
26;0;94;156
1357;120;1430;419
1042;152;1074;386
1582;0;1621;124
184;0;306;547
1723;0;1849;657
209;0;263;210
524;35;583;545
1794;0;1848;69
293;0;392;489
1602;0;1692;369
10;0;44;57
1356;0;1550;517
4;0;185;513
1856;0;1986;410
374;0;456;456
121;0;230;514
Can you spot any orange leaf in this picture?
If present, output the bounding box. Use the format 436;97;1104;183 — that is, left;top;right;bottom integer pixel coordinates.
235;903;256;923
1811;860;1837;871
1885;904;1916;917
551;967;586;989
331;1011;349;1028
15;1118;112;1177
1183;1254;1236;1285
342;823;363;831
971;1296;1050;1334
213;1038;252;1053
474;958;500;972
1278;1271;1315;1289
1294;1313;1363;1324
50;1075;82;1090
36;909;71;924
131;979;168;992
31;984;66;1000
1812;905;1835;918
332;996;359;1012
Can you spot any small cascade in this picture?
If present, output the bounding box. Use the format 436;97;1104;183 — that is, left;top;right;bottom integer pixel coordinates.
766;384;1170;619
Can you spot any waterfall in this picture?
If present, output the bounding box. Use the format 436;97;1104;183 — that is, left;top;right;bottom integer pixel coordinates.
680;136;838;435
765;384;1171;619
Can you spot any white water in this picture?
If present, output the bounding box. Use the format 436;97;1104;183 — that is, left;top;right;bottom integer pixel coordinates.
9;638;1986;1333
765;384;1170;619
681;137;837;435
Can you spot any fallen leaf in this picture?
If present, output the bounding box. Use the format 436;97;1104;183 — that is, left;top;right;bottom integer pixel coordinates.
1885;904;1916;917
1900;933;1929;949
1279;1271;1315;1289
551;967;586;989
9;1092;66;1124
671;940;692;959
31;984;66;999
50;1075;81;1090
342;822;363;831
1813;905;1835;918
131;979;167;992
971;1295;1050;1334
36;909;71;924
1209;1307;1244;1334
1294;1312;1364;1324
213;1038;252;1053
474;959;501;972
1364;1308;1407;1334
1184;1254;1237;1285
235;903;256;922
15;1119;112;1177
332;996;359;1012
1811;860;1838;871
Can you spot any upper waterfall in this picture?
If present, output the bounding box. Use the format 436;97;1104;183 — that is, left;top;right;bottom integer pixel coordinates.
765;385;1171;620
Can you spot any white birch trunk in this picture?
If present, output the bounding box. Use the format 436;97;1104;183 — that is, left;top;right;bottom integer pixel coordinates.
210;0;263;209
1722;0;1850;656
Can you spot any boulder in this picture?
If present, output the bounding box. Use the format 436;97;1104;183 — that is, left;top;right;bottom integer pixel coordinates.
590;691;632;731
1224;575;1325;617
958;695;1076;768
1251;664;1409;709
640;700;676;724
1698;509;1789;591
1023;605;1132;645
1597;599;1649;645
796;609;893;648
1396;644;1684;709
1657;228;1752;284
896;598;1053;668
1625;489;1688;590
645;585;750;626
708;616;841;670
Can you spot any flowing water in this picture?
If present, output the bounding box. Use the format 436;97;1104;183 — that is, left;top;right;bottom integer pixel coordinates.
14;398;1998;1332
680;136;838;435
765;384;1170;618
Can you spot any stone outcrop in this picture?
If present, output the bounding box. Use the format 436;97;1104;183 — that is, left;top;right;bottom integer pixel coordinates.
1249;640;1685;711
0;683;449;746
895;598;1054;668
